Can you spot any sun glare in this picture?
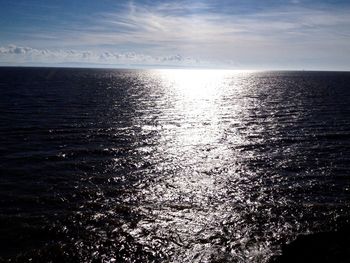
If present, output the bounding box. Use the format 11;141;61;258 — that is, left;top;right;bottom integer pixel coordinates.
152;69;232;148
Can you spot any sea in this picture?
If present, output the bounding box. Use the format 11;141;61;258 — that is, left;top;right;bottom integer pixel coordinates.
0;67;349;262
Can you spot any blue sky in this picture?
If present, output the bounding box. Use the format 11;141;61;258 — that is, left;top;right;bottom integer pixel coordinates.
1;0;350;69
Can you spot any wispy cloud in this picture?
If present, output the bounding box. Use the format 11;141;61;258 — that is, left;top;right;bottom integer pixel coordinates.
63;3;350;56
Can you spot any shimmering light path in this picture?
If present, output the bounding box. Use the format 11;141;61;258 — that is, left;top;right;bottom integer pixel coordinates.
0;68;350;262
122;70;298;262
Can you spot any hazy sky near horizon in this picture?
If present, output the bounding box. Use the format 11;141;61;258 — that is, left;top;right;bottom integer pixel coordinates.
1;0;350;70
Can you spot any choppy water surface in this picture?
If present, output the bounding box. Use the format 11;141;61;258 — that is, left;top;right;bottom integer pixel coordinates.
0;68;350;262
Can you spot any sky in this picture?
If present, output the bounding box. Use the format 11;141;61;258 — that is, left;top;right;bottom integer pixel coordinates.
0;0;350;70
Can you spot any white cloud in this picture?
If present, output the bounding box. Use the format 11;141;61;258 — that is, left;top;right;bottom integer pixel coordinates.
0;44;207;67
64;3;350;64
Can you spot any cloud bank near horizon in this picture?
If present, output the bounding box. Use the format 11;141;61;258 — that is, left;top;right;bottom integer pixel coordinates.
0;44;206;68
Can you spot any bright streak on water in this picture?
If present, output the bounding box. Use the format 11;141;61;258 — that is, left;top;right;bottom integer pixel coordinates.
127;70;274;262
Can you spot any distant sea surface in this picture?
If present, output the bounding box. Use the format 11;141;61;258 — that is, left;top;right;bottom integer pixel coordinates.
0;67;350;262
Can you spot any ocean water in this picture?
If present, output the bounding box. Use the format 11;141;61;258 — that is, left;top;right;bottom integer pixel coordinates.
0;67;350;262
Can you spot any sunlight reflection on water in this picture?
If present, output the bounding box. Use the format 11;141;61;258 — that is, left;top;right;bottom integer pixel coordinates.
127;70;275;262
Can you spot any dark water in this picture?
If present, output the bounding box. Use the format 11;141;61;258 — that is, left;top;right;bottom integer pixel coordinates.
0;67;350;262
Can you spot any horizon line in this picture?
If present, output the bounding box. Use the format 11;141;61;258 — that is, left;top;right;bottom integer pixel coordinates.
1;65;350;73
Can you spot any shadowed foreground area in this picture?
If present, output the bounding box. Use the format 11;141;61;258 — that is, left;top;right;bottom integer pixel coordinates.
270;224;350;263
